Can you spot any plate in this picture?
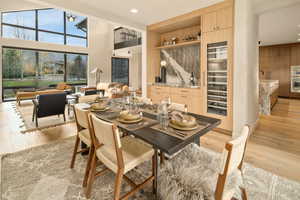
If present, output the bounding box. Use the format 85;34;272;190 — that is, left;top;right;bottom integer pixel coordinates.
116;117;143;124
169;121;199;131
91;107;110;112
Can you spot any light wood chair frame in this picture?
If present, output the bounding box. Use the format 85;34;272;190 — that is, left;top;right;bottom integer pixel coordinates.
214;125;249;200
70;105;90;169
84;114;156;200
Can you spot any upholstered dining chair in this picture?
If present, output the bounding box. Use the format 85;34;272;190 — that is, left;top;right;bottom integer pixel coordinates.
70;104;92;169
159;125;250;200
84;114;156;199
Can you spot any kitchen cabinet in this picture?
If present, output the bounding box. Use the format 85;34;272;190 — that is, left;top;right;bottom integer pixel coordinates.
148;86;202;114
201;28;233;130
202;6;233;33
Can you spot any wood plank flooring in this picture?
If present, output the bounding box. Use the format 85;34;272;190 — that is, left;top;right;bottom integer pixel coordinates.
202;98;300;182
0;98;299;183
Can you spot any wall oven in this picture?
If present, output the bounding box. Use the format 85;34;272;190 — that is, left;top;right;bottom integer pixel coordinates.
291;66;300;93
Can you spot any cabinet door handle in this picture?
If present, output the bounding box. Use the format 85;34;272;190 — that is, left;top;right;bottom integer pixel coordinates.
203;72;206;87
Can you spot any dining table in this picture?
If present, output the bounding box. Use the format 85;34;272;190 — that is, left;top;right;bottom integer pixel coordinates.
90;98;221;198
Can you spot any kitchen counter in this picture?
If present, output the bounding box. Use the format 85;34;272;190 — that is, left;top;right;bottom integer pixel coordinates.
148;83;200;89
259;80;279;115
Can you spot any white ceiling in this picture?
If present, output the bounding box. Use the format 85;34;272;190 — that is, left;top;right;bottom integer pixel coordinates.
258;2;300;46
21;0;224;30
74;0;224;26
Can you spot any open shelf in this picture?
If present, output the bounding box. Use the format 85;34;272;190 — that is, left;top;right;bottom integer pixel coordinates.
156;40;201;49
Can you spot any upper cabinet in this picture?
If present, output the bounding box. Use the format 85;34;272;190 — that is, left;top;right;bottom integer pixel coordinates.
202;6;233;33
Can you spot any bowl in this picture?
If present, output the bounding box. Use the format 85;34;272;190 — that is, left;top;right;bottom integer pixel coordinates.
170;115;197;128
120;110;141;121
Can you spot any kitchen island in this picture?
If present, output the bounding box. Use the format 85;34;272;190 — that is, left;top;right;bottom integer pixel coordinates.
259;80;279;115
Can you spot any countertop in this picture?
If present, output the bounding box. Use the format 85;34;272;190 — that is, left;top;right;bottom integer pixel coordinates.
148;83;200;89
260;80;279;94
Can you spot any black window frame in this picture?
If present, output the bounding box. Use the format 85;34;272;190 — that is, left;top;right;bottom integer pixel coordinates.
2;46;88;102
1;8;88;47
111;57;129;85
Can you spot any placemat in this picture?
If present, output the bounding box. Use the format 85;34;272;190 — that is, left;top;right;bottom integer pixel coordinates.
151;122;210;140
94;111;158;131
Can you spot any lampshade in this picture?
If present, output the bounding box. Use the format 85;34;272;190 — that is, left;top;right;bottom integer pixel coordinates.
160;60;167;67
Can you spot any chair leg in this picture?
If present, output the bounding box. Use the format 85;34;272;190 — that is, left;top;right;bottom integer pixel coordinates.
70;136;80;169
86;152;97;198
35;115;38;127
63;114;66;122
32;107;35;122
160;152;165;166
152;155;156;194
114;169;124;200
240;186;248;200
83;146;94;187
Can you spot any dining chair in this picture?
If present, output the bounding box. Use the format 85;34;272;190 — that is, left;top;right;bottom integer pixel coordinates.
70;104;91;169
169;102;187;112
214;125;249;200
84;114;156;199
159;125;250;200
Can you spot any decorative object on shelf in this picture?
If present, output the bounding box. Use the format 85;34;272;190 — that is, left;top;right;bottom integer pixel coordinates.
90;67;103;86
160;60;167;83
171;37;177;45
197;32;201;40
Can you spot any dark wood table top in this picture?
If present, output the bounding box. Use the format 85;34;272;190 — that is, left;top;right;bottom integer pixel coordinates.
94;110;221;155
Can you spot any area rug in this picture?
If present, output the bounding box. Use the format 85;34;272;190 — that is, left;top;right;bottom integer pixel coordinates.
11;101;74;133
1;137;300;200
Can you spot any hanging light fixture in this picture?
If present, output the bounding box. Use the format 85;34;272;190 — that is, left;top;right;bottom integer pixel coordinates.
67;14;76;22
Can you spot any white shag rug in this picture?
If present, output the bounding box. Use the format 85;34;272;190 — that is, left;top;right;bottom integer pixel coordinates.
1;137;300;200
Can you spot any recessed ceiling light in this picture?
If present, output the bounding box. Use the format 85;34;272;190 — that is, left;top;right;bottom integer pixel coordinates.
298;38;300;41
130;8;138;13
298;33;300;36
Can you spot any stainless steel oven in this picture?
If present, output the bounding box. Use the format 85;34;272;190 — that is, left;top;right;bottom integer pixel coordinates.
291;66;300;93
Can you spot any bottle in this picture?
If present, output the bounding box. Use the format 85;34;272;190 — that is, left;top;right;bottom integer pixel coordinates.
190;72;195;86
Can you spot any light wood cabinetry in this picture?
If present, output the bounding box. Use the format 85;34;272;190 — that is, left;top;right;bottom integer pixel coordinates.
201;28;233;131
147;0;234;132
202;6;233;33
259;43;300;98
148;86;202;114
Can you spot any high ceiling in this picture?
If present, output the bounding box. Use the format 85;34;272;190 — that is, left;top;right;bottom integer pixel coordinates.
74;0;223;25
20;0;224;30
258;2;300;46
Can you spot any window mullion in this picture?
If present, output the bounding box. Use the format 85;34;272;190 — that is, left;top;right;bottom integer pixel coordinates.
64;12;66;45
35;10;38;41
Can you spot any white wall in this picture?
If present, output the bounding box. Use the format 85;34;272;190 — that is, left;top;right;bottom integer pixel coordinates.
233;0;259;136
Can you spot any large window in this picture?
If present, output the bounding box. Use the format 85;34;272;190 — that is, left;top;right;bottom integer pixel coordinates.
1;8;88;47
2;47;88;101
111;57;129;85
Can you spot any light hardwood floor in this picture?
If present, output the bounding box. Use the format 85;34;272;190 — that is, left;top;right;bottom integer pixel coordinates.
202;98;300;182
0;98;299;183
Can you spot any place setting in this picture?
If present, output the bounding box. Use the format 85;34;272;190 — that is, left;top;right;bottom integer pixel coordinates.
151;110;210;140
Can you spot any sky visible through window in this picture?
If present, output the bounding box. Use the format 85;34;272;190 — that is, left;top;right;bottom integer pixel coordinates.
1;8;88;47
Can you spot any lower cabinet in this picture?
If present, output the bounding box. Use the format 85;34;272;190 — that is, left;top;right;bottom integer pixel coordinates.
148;86;202;115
